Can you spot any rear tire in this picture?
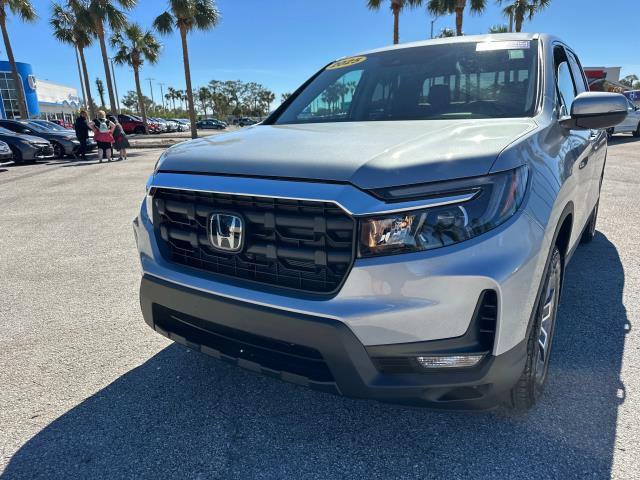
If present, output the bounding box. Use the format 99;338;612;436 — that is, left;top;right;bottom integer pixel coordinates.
134;126;145;134
509;246;562;411
633;123;640;138
580;201;599;244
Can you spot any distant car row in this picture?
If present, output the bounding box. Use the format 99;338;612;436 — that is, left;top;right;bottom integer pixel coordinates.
117;115;190;134
0;119;97;164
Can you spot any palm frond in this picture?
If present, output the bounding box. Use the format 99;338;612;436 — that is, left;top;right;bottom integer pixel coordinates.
8;0;38;22
153;11;175;35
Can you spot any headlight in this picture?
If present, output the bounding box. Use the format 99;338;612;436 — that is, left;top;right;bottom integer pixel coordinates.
359;166;528;257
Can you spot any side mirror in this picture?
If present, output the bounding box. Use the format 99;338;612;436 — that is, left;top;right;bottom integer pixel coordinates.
560;92;628;130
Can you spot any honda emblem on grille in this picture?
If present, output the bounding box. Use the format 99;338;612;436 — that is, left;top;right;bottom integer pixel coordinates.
208;213;244;253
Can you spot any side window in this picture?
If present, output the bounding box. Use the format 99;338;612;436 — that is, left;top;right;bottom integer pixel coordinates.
566;51;588;94
554;47;577;117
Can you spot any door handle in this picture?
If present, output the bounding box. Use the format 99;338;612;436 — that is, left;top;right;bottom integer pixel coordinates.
579;157;589;169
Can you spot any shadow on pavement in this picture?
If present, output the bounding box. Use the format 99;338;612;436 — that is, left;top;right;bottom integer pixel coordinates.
2;233;628;479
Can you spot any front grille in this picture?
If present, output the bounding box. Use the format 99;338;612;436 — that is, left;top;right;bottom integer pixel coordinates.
153;188;356;294
35;145;54;157
154;305;334;383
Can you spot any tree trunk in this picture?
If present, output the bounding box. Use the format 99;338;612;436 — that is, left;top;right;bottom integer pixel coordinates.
0;16;28;118
74;47;87;111
455;8;464;36
392;6;400;44
133;65;148;134
78;46;96;119
97;21;118;115
515;17;523;32
180;26;198;139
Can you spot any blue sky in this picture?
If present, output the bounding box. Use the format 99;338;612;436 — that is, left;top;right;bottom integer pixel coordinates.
5;0;640;104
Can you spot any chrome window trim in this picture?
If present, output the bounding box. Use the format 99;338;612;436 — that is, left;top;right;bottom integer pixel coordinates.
149;172;477;217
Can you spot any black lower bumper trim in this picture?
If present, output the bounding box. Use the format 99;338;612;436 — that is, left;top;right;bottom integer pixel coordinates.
140;274;527;408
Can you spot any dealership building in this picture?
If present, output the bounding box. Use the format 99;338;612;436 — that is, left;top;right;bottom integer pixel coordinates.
0;60;81;122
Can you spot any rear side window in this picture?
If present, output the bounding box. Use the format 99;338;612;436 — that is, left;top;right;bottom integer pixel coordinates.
554;46;577;117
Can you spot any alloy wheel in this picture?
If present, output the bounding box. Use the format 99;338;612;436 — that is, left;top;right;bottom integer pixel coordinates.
534;253;561;387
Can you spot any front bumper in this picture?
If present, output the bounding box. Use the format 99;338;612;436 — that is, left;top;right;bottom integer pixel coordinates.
141;274;527;408
24;144;54;160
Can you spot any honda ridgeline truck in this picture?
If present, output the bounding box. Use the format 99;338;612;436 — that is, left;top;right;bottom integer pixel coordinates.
133;34;628;410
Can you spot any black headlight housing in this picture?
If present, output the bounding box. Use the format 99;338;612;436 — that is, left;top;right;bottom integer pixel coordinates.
358;166;529;257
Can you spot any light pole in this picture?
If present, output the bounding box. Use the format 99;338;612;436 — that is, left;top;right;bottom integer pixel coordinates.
109;57;120;113
146;77;155;113
158;82;166;111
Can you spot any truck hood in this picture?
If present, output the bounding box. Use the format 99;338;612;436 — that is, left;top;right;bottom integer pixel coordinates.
158;119;536;189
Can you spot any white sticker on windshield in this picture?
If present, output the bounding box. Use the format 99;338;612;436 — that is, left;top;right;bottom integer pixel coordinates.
476;41;531;52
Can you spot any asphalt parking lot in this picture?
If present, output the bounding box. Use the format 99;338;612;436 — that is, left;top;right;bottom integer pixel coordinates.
0;137;638;479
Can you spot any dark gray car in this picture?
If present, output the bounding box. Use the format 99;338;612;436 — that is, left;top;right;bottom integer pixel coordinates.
0;126;54;164
0;119;92;159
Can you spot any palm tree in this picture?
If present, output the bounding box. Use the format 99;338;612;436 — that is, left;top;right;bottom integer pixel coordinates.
497;0;550;33
111;23;161;134
154;0;221;139
427;0;486;36
72;0;136;115
488;23;508;33
0;0;37;118
50;1;96;119
367;0;422;44
197;86;211;117
95;77;106;107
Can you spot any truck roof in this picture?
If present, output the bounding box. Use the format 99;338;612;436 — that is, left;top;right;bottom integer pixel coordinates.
356;32;555;56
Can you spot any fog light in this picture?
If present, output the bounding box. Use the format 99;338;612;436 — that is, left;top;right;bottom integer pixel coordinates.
416;354;484;369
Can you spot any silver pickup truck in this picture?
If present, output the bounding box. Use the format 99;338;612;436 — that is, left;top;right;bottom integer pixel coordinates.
133;33;627;410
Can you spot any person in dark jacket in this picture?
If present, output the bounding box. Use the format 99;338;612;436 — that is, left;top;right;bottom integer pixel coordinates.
73;110;90;160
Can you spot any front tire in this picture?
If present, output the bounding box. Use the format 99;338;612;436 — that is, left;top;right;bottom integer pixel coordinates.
53;142;65;159
580;201;599;244
509;246;562;411
633;123;640;138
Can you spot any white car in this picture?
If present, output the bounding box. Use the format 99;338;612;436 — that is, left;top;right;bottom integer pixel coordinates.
609;98;640;137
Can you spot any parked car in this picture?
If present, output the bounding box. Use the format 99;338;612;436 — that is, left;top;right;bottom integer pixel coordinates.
0;140;13;162
117;114;159;135
164;119;181;132
169;118;184;132
0;119;94;159
135;34;628;410
196;119;226;130
0;126;54;164
607;97;640;137
49;118;73;129
233;117;257;127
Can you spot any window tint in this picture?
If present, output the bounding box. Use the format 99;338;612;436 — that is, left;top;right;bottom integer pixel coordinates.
273;41;539;124
554;47;577;117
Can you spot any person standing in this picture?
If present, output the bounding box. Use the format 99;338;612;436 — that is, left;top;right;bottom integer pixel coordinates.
73;110;90;160
108;115;130;161
90;111;116;163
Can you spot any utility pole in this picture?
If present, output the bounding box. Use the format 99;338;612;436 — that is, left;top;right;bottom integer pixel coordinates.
146;78;155;113
159;82;166;111
109;57;120;113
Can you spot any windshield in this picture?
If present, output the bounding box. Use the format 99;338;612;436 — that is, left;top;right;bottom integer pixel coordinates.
35;121;66;131
273;40;538;125
25;122;50;133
